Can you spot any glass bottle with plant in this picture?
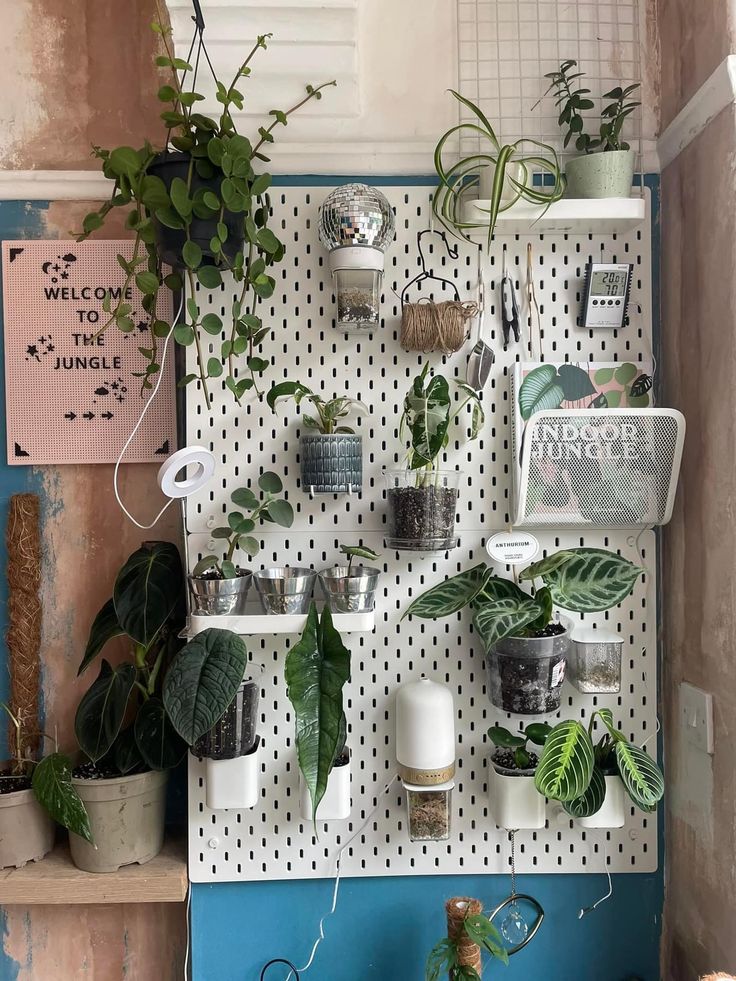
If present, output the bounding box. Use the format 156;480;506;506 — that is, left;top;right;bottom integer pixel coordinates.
189;470;294;616
318;543;382;614
403;547;642;713
267;382;367;494
72;541;250;872
433;89;565;248
383;362;484;551
538;60;641;198
535;708;664;828
76;18;335;410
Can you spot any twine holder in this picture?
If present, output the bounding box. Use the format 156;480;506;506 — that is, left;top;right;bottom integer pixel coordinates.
446;896;483;975
400;299;477;355
6;494;42;757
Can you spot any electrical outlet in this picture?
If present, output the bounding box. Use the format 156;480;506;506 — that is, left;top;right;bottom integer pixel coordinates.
680;682;714;755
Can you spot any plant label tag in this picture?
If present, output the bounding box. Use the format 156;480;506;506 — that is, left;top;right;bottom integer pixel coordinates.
551;660;566;687
486;531;540;565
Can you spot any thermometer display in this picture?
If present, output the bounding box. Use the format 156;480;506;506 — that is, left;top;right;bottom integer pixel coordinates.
579;261;633;329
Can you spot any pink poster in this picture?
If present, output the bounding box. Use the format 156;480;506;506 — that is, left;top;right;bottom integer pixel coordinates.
2;240;176;465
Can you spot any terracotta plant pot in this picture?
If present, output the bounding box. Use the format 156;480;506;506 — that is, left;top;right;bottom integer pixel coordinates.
0;788;55;869
69;770;167;873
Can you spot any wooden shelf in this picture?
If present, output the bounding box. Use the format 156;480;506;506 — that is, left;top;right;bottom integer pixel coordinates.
0;839;187;905
463;196;646;235
187;607;375;637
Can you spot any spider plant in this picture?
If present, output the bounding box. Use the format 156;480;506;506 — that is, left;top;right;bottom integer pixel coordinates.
433;90;565;249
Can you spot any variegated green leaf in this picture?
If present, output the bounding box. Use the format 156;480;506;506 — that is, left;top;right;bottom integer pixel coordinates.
542;547;643;613
563;764;606;818
518;550;575;583
472;580;543;649
615;741;663;812
518;364;565;420
402;563;491;620
535;720;594;802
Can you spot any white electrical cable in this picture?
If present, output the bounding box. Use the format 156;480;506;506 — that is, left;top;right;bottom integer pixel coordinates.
183;881;192;979
578;841;613;918
284;772;399;980
113;294;184;529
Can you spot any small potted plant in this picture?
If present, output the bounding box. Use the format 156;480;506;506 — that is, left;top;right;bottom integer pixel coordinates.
535;709;664;829
74;542;249;872
318;543;382;614
267;382;366;494
285;603;351;824
487;723;551;831
384;363;484;551
189;470;293;616
77;21;335;410
0;706;91;869
539;60;640;198
426;896;509;980
403;548;643;714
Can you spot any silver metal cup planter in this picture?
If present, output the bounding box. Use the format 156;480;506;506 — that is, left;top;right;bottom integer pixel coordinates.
486;618;572;715
300;434;362;495
253;567;317;615
318;566;380;613
187;571;252;616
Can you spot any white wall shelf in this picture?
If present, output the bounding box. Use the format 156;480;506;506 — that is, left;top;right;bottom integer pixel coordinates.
463;197;646;236
187;609;375;637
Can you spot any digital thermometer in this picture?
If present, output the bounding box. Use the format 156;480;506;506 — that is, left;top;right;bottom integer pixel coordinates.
578;262;633;329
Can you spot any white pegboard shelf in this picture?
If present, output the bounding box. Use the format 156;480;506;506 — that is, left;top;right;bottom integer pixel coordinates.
186;608;375;637
463;197;646;235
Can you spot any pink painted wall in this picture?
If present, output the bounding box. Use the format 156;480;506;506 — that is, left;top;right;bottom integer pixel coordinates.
659;2;736;978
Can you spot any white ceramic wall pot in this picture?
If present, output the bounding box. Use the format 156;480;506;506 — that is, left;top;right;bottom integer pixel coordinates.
564;149;635;199
300;751;351;822
205;737;260;810
0;789;55;869
487;759;545;831
69;770;168;873
576;774;626;829
478;160;526;206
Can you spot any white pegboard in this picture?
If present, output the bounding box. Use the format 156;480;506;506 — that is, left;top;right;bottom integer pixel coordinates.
185;184;658;882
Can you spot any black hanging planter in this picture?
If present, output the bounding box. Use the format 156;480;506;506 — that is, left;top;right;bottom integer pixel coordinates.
147;151;245;269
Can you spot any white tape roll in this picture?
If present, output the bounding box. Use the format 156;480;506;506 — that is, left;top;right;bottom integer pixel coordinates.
157;445;215;499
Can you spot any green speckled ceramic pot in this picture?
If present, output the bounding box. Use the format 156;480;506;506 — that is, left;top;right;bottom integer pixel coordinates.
564;149;635;199
300;434;362;494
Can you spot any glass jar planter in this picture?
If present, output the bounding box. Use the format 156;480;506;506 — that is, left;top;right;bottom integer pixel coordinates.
405;780;454;842
383;469;461;551
486;618;571;715
569;628;623;694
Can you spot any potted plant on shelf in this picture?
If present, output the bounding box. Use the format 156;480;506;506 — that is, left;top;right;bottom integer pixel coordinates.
318;543;382;614
76;21;335;409
267;382;366;494
427;897;509;980
74;541;249;872
403;547;643;714
433;89;565;248
535;709;664;829
487;723;551;831
285;603;351;823
0;705;91;869
384;363;484;552
189;470;293;616
539;60;640;198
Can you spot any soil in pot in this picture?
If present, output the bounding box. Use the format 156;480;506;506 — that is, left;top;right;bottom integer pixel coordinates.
491;749;538;773
488;622;569;715
194;680;260;760
387;485;458;550
0;771;31;794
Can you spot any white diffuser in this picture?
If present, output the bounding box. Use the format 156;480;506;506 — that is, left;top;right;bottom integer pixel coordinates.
395;678;455;786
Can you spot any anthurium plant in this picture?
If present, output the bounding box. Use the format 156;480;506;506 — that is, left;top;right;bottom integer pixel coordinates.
76;542;248;775
400;363;484;476
1;704;92;844
284;603;350;822
433;89;565;247
535;708;664;815
76;21;335;409
192;471;294;580
402;547;643;649
267;382;366;435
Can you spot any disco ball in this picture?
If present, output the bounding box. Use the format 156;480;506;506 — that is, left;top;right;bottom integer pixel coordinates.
318;183;395;252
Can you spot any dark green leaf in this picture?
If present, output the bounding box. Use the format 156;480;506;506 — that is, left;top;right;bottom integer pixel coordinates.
113;542;182;646
113;724;145;775
487;725;526;749
174;324;195;345
134;696;187;770
197;265;222;289
556;363;597;401
155;207;185;230
201;313;223;335
170;177;193;218
163;628;248;744
135;271;160;295
108;147;141;179
265;499;293;528
472;583;543;649
563;764;607;818
207;357;223;378
541;547;643;613
402;564;491;620
258;471;282;493
231;486;259;510
182;240;202;269
32;753;92;843
535;720;595;801
75;660;137;762
78;598;123;676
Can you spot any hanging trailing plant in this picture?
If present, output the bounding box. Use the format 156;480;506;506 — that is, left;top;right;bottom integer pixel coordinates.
433;90;565;249
77;17;335;410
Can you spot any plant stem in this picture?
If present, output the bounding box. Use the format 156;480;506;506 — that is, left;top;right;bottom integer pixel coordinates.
186;268;212;410
251;81;337;157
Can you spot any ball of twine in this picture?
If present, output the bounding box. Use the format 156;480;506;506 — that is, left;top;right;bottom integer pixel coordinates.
6;494;42;756
446;896;484;974
400;300;477;355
